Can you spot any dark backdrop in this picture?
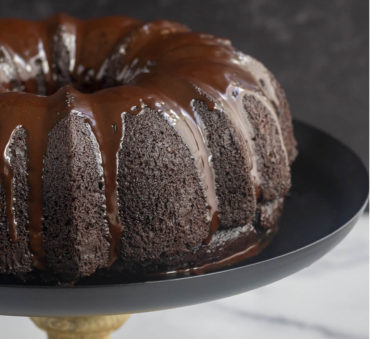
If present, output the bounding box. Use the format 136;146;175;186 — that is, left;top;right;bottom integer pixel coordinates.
0;0;368;167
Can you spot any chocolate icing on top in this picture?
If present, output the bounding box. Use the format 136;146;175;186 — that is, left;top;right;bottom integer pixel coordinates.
0;14;288;269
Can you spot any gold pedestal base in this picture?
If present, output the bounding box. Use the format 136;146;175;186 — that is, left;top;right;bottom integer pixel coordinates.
31;315;130;339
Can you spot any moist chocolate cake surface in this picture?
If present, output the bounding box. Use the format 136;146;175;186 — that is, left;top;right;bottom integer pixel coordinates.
0;14;297;284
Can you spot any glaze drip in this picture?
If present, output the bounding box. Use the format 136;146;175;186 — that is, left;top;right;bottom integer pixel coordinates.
2;132;18;242
67;89;125;263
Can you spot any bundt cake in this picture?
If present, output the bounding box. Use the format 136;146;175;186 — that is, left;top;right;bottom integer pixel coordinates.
0;14;297;284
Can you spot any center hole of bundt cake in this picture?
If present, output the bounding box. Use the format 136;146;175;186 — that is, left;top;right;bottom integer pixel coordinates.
63;67;126;94
0;66;123;96
69;78;114;94
50;75;121;95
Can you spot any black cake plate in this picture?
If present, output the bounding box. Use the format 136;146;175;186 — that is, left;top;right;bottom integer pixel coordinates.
0;120;368;317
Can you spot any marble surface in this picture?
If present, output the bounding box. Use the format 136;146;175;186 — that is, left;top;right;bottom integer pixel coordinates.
0;214;368;339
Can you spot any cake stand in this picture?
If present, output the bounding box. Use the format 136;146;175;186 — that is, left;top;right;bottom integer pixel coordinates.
0;120;368;339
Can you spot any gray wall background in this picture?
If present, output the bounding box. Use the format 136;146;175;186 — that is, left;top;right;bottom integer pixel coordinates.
0;0;368;167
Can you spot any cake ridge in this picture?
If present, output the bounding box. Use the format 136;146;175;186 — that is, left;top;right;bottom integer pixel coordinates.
131;72;219;228
242;88;289;170
97;20;189;87
0;89;71;269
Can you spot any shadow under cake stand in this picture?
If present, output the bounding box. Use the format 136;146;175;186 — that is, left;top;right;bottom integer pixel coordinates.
0;120;368;339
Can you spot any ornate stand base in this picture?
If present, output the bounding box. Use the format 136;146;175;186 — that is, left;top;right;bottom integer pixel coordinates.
30;315;130;339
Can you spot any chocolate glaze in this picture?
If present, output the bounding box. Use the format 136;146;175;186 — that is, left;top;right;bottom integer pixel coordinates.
0;14;296;275
163;229;276;277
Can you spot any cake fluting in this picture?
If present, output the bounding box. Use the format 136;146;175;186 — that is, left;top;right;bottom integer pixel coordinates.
0;14;297;283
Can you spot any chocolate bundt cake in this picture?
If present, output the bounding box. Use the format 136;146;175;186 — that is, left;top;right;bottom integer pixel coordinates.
0;14;297;283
